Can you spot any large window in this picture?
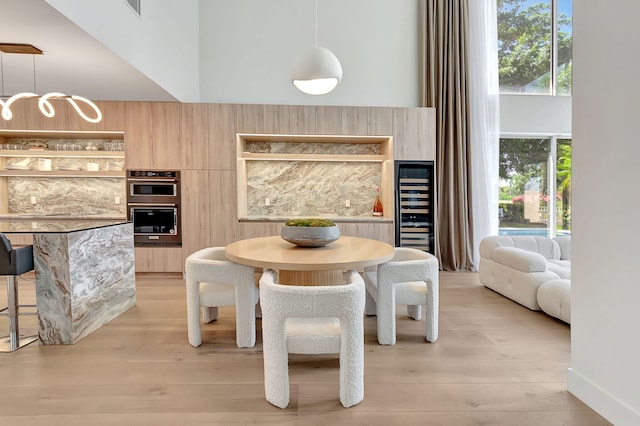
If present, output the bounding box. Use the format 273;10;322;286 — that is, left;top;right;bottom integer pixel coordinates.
499;136;571;236
498;0;572;94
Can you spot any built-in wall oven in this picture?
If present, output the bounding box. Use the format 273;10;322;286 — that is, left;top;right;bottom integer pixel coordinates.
126;170;181;246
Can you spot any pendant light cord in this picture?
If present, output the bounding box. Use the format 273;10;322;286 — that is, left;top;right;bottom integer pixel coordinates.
1;53;4;96
315;0;318;48
32;54;37;93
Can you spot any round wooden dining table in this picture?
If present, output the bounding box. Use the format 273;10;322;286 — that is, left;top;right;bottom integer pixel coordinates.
225;235;394;285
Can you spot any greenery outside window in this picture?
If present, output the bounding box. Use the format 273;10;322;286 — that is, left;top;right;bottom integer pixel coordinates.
498;0;572;95
499;136;571;236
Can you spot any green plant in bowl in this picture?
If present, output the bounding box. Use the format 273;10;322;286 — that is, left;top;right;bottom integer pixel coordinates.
284;218;336;227
281;219;340;247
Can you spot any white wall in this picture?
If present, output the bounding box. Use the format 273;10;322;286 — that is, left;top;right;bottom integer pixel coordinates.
199;0;419;106
499;94;571;135
45;0;200;102
569;1;640;424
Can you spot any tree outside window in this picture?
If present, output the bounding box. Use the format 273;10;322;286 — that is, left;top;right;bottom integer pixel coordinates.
498;0;572;95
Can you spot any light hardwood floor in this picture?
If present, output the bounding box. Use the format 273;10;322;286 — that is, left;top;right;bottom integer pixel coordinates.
0;272;610;425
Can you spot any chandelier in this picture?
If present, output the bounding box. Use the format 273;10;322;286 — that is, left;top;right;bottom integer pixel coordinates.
0;43;102;123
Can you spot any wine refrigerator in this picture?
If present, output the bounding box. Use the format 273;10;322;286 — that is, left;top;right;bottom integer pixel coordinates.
394;161;435;254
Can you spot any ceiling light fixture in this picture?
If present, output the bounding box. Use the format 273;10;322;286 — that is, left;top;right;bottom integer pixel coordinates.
290;0;342;95
0;43;102;123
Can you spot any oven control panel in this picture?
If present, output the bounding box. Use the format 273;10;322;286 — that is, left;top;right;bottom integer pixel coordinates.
128;170;179;178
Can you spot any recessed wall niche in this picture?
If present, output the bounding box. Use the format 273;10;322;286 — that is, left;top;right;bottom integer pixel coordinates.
236;133;394;221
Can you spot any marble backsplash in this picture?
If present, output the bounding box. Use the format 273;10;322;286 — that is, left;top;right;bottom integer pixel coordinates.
8;177;126;217
246;161;382;217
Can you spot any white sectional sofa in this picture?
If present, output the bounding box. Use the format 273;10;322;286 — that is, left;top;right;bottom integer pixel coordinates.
479;235;571;323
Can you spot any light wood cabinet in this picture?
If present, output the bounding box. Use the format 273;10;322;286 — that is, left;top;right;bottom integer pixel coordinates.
0;102;436;273
125;102;181;169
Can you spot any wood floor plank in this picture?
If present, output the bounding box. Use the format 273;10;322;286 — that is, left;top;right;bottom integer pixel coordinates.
0;271;611;425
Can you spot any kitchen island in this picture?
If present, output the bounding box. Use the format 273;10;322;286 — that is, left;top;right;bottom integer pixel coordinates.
0;220;135;344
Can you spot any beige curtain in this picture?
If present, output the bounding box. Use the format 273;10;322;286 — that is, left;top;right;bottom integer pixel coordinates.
419;0;474;271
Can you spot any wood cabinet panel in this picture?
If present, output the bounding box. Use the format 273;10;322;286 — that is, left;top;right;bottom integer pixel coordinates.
236;104;264;134
181;170;211;259
181;104;209;170
262;105;290;134
289;105;316;134
210;170;239;246
316;106;342;134
238;221;283;240
340;222;395;246
0;98;70;130
367;107;394;136
342;106;369;135
96;101;126;132
125;102;181;169
0;101;435;273
393;107;421;160
418;107;437;160
209;104;235;170
135;247;183;273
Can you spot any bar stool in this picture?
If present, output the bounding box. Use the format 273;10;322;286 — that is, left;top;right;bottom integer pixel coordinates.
0;234;38;352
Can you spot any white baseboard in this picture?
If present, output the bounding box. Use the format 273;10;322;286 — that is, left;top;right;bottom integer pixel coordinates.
568;367;640;426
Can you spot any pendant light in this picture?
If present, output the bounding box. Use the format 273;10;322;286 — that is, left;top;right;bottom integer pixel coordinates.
290;0;342;95
0;43;102;123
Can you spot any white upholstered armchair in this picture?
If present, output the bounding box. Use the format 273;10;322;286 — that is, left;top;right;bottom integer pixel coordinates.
185;247;259;348
364;247;439;345
259;268;365;409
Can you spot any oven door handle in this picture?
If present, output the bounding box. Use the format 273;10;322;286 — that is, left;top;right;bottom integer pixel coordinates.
127;178;177;182
128;203;178;207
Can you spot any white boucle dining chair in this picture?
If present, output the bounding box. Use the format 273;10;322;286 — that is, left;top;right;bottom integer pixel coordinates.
259;268;365;409
185;247;259;348
364;247;439;345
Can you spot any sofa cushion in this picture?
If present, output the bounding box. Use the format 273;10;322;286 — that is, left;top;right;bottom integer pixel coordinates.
547;260;571;279
480;236;561;260
553;236;571;260
537;279;571;323
492;247;548;273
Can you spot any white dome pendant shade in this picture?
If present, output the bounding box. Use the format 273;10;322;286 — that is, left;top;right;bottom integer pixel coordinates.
290;46;342;95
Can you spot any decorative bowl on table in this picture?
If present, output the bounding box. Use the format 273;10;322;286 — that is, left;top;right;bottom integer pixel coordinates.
280;219;340;247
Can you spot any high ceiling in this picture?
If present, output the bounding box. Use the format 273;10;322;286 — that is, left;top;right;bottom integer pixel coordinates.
0;0;177;102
